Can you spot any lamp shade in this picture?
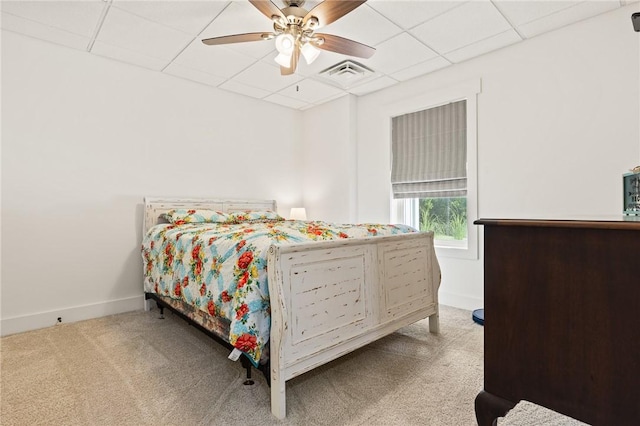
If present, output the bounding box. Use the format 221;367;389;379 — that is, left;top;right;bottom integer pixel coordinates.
274;52;292;67
290;207;307;220
275;33;294;54
301;42;320;64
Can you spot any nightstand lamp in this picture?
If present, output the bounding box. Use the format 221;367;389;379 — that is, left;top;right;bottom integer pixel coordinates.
290;207;307;220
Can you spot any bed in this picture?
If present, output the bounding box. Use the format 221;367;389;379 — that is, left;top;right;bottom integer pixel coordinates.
141;197;441;419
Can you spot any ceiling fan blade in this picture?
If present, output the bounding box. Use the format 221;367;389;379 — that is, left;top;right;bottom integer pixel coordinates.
202;32;274;46
303;0;367;28
281;42;300;76
314;33;375;58
249;0;286;22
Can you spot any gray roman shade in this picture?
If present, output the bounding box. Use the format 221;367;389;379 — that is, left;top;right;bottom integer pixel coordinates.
391;100;467;199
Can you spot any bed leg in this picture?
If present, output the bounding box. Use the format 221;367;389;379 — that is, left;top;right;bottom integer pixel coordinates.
429;311;440;334
155;302;164;319
271;370;286;420
240;356;255;386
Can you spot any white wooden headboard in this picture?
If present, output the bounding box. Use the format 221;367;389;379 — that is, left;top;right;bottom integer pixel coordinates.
143;197;278;234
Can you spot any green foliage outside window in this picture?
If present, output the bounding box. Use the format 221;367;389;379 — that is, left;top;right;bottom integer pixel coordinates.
419;197;467;240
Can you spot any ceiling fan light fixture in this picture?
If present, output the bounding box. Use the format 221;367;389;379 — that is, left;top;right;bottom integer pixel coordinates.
301;42;320;64
303;16;319;30
275;52;293;67
275;33;295;54
203;0;373;76
272;14;286;26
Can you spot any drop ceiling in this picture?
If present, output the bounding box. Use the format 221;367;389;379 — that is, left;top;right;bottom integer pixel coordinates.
1;0;634;110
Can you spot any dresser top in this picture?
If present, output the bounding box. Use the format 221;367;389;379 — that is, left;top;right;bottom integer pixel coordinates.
475;217;640;230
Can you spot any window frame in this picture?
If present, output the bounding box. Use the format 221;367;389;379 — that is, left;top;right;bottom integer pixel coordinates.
386;79;480;260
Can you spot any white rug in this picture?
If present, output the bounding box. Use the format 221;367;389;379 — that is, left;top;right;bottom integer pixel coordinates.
499;401;589;426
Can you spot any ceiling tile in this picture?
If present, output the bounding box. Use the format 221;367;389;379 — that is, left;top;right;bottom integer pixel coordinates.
263;93;310;109
111;1;228;34
199;1;276;59
276;78;345;104
362;32;438;75
444;29;522;63
391;56;451;82
311;91;348;106
172;38;257;79
219;80;272;99
95;7;194;61
90;41;168;70
231;61;303;92
1;0;106;38
410;1;511;54
367;0;465;30
493;1;581;27
348;75;398;96
163;63;226;87
1;12;91;51
517;0;621;38
203;1;272;36
318;4;403;48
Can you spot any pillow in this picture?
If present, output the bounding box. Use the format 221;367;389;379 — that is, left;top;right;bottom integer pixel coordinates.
227;210;284;223
163;209;230;224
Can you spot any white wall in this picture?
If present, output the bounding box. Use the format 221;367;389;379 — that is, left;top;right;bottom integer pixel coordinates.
3;4;639;334
1;31;304;334
300;94;357;223
355;4;639;309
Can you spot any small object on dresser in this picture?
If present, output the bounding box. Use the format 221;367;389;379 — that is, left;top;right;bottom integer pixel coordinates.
623;168;640;215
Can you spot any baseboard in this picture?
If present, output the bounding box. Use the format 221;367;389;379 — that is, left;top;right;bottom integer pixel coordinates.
1;292;481;336
0;295;144;337
439;291;483;311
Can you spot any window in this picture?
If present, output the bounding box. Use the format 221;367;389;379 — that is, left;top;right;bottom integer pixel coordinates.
420;197;468;243
387;80;479;259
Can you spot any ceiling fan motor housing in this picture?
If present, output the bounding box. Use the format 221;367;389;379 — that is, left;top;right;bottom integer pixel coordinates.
283;0;306;8
274;4;319;45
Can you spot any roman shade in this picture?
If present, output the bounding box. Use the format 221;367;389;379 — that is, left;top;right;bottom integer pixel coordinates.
391;100;467;199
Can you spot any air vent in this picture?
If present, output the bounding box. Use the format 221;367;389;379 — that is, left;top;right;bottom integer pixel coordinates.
318;60;375;89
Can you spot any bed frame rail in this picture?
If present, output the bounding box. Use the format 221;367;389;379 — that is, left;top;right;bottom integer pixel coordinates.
144;292;270;385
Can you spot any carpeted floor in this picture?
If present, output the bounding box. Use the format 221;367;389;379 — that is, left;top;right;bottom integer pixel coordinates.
0;305;483;425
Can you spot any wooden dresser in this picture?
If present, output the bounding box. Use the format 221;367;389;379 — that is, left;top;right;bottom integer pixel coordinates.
474;218;640;426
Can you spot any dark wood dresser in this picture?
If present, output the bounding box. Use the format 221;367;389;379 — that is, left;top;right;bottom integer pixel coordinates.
474;218;640;426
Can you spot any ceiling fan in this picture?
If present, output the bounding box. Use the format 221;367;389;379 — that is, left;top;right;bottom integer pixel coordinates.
201;0;375;75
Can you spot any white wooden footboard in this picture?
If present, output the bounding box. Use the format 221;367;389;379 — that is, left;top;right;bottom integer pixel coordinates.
267;232;441;419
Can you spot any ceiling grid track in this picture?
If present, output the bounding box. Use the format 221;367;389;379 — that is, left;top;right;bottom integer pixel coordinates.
160;1;235;73
87;0;113;52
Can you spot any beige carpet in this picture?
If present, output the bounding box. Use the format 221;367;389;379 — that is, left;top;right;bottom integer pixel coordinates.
0;305;483;426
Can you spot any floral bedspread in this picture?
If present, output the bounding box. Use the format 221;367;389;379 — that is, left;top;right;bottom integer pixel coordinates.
141;219;416;365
